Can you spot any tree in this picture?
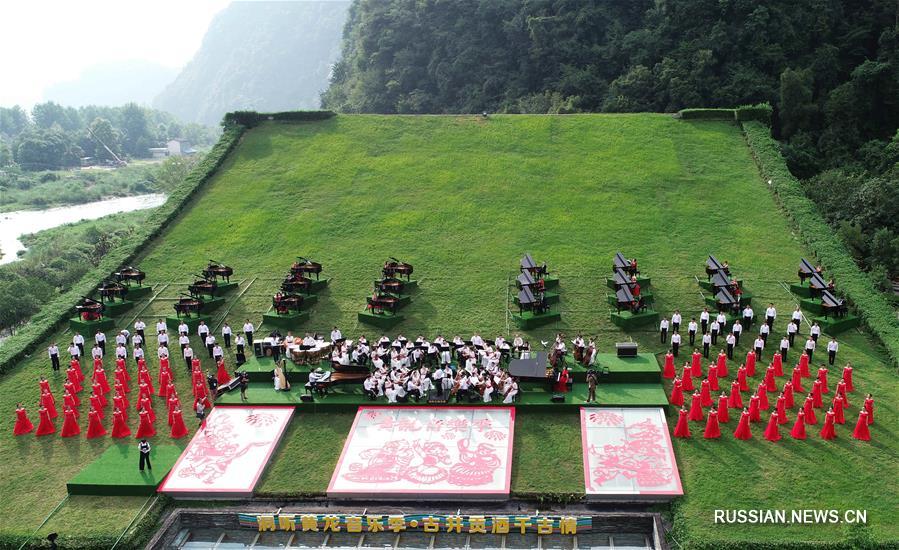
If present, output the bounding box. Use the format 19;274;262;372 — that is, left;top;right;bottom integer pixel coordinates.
120;103;151;158
31;102;80;131
779;68;815;138
84;117;122;161
0;106;30;137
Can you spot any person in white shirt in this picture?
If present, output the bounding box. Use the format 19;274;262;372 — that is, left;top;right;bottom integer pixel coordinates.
197;322;209;343
91;344;103;360
222;323;233;348
131;333;143;349
791;307;803;330
804;336;816;361
235;334;246;356
243;320;255;345
503;379;519;403
670;331;682;357
827;338;839;365
205;334;216;358
731;319;743;346
759;322;770;344
115;331;127;347
753;336;764;359
725;332;736;359
659;317;670;344
48;344;61;371
178;321;189;336
471;333;485;347
158;330;169;347
182;345;194;371
68;343;81;359
115;344;127;360
156;320;167;334
363;375;378;400
710;319;720;345
133;345;144;364
779;336;790;360
701;332;711;358
134;320;146;340
715;312;727;332
72;332;85;356
213;344;224;362
302;333;315;347
810;322;821;342
765;304;777;328
687;318;698;345
671;310;682;332
787;320;798;346
742;305;754;330
95;330;107;356
330;327;343;343
157;345;169;359
700;308;710;333
178;333;190;351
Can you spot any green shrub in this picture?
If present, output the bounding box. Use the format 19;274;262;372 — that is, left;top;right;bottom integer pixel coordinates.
736;102;773;125
742;121;899;367
222;110;336;128
678;108;736;121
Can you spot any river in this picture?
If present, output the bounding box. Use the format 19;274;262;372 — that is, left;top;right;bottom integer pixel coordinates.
0;193;167;265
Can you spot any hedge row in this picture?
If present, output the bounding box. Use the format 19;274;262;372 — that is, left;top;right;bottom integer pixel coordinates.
678;103;773;126
222;110;336;128
678;108;736;120
741;121;899;368
0;124;247;376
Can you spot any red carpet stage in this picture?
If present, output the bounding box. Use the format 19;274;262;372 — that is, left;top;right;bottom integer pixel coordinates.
580;407;682;501
159;406;294;498
327;406;515;501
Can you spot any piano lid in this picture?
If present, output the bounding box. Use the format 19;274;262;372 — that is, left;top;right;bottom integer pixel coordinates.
799;258;816;275
520;254;537;270
615;285;635;303
707;255;724;271
613;268;632;286
710;271;731;288
716;287;737;304
517;271;536;287
809;273;828;289
518;287;537;305
821;290;844;307
613;252;629;269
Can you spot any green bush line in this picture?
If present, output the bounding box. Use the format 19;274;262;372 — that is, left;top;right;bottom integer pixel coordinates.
678;108;736;120
741;121;899;368
679;103;772;126
0;124;246;376
222;110;336;128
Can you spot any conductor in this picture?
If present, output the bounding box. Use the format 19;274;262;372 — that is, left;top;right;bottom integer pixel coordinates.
138;439;152;471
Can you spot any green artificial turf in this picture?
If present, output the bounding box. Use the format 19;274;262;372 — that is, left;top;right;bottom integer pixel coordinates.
67;443;185;496
2;114;897;546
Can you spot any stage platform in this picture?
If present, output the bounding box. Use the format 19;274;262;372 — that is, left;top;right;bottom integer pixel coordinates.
515;291;560;306
122;284;153;299
789;283;813;298
581;407;682;502
698;278;742;292
605;276;651;290
610;309;659;329
358;309;404;328
67;444;183;496
68;317;115;333
541;276;559;289
327;407;515;501
200;296;226;313
261;310;310;329
812;314;860;334
166;314;213;332
100;299;136;317
159;406;294;499
216;281;239;293
606;291;653;307
593;353;661;383
512;310;561;329
704;292;752;308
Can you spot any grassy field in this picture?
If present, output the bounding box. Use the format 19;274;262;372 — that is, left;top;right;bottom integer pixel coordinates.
1;114;897;547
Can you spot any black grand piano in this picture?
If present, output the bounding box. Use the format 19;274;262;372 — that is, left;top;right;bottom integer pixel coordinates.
76;297;105;321
188;275;217;298
808;272;829;298
173;295;203;318
367;292;399;315
114;266;146;286
820;290;847;318
203;260;233;283
516;271;539;290
273;293;304;315
709;271;731;289
520;254;548;278
614;284;645;313
382;257;413;280
613;252;638;276
611;268;633;288
797;258;819;284
706;255;730;280
98;280;128;302
291;257;323;280
517;287;548;315
375;277;405;295
281;274;314;294
714;286;740;313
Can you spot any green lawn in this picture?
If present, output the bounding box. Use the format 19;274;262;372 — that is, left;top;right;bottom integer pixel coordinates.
1;114;897;546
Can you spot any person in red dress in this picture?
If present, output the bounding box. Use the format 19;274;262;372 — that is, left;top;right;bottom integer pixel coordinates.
755;383;769;410
798;351;811;377
170;406;189;439
772;351;784;377
812;379;824;408
745;349;756;377
680;365;694;391
842;363;854;392
852;410;871;441
791;365;805;393
673;408;691;438
115;357;129;381
733;407;752;440
113;389;128;418
803;394;818;424
688;391;704;421
707;364;719;391
700;379;713;407
819;407;837;440
663;352;676;379
60;406;80;437
691;350;702;378
70;358;85;382
86;407;107;439
135;408;156;438
790;408;807;439
764;364;777;392
89;391;105;420
63;390;79;419
14;403;34;435
836;380;849;407
703;406;721;439
158;367;171;398
38;376;52;397
63;380;80;404
775;393;789;425
93;364;111;394
165;382;176;400
816;366;829;394
138;366;155;395
748;394;761;422
167;394;180;426
40;389;58;419
91;382;107;408
114;365;130;393
716;351;728;377
111;407;131;438
763;411;781;441
35;405;56;436
717;393;730;422
139;396;156;423
783;380;795;409
864;394;874;425
832;395;845;424
737;364;749;391
554;366;570;393
728;381;743;408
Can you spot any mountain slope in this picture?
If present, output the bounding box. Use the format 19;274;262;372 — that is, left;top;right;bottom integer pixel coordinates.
154;1;349;125
43;60;178;107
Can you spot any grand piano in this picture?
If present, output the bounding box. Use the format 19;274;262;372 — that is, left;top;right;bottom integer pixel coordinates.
706;255;730;279
203;260;233;283
808;273;829;298
76;297;105;321
114;266;145;286
517;287;548;315
614;284;644;313
714;286;739;313
709;271;732;290
820;290;847;318
797;258;818;284
173;295;203;318
516;271;539;290
611;268;632;288
291;257;323;280
367;293;399;315
273;293;304;315
520;254;548;278
613;252;638;276
382;257;413;280
188;276;217;298
98;280;128;302
375;277;405;295
281;274;314;294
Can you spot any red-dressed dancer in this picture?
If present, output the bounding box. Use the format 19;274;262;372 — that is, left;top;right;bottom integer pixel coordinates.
663;352;675;379
716;351;728;378
170;407;189;439
40;389;58;419
783;380;795;408
803;394;818;424
135;408;156;438
717;393;730;423
89;392;105;420
864;394;874;425
832;395;845;424
35;405;56;436
691;351;702;378
798;351;810;377
817;366;829;394
688;391;704;421
842;363;854;392
703;407;721;439
733;408;752;440
737;365;749;391
93;364;111;394
764;364;777;392
13;403;34;435
680;365;694;391
775;393;788;425
756;383;769;410
85;407;107;439
60;406;80;437
790;408;807;439
772;351;784;377
700;379;713;407
851;410;871;441
111;407;131;438
673;408;691;438
728;381;743;409
791;365;805;393
812;379;824;408
763;411;781;441
745;349;756;377
819;407;837;440
748;394;761;422
707;364;719;391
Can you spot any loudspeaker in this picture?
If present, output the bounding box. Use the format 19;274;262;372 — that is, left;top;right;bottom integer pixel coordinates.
551;394;565;403
253;342;264;357
616;342;638;357
300;394;314;402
